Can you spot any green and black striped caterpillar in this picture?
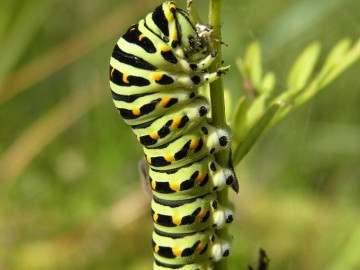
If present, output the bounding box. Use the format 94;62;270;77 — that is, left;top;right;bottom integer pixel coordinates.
109;1;238;269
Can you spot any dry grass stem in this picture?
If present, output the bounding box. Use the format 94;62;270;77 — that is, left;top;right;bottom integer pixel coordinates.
0;84;104;185
0;1;153;104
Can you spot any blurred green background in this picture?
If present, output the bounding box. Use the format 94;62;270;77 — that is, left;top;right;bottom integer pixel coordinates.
0;0;359;269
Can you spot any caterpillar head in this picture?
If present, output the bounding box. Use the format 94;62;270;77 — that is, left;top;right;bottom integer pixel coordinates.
160;2;209;61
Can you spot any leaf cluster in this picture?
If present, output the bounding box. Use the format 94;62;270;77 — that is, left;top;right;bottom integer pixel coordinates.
230;38;360;165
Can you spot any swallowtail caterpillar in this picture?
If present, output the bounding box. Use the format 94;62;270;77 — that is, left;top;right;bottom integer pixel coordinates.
109;1;238;269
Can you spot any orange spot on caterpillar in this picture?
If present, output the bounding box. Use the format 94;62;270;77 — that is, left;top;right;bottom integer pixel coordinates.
172;216;181;226
150;132;160;140
161;45;171;52
165;154;175;163
195;242;205;253
171;117;181;128
154;245;160;253
189;139;199;150
172;247;182;257
159;97;171;107
169;181;180;191
152;72;163;81
151;180;156;190
146;155;152;164
153;213;159;222
195;172;205;185
123;73;129;84
138;33;145;41
196;209;207;219
132;107;140;116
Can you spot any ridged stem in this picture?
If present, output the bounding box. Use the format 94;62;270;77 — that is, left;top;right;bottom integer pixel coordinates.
208;1;229;270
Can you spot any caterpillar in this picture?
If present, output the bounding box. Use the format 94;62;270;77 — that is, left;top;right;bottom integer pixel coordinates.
109;1;238;269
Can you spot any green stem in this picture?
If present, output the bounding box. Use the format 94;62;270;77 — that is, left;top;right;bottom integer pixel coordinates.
208;1;229;270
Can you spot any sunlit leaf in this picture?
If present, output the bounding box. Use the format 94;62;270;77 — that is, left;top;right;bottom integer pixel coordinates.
245;42;262;89
294;38;360;106
320;38;360;88
269;38;360;124
269;103;290;127
246;94;267;129
321;38;352;74
231;96;248;141
260;71;276;95
288;42;321;91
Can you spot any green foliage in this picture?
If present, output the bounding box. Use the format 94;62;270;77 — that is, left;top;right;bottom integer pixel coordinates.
233;104;280;165
232;38;360;165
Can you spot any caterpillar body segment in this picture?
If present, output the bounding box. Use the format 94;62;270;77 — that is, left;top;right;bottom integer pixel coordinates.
152;228;230;265
110;56;229;98
149;155;235;201
152;192;234;233
112;88;197;126
143;124;229;170
133;98;210;147
109;1;237;268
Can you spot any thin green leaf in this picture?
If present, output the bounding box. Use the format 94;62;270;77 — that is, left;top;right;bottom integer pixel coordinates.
288;42;321;90
246;94;267;129
272;38;360;119
245;42;262;88
320;38;360;88
269;103;291;127
270;86;296;106
321;38;352;74
268;86;304;126
233;104;280;165
260;71;276;95
284;79;319;114
231;96;248;141
294;38;360;106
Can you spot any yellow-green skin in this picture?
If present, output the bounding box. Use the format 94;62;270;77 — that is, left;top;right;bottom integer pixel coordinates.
109;2;237;269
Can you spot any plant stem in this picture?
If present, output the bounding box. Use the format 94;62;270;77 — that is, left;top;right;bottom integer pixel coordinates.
208;0;229;270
